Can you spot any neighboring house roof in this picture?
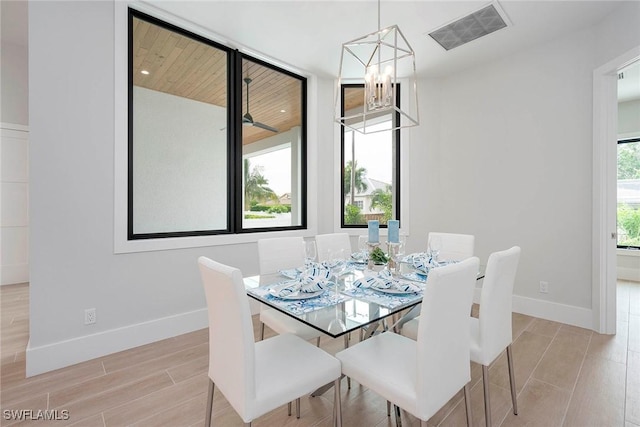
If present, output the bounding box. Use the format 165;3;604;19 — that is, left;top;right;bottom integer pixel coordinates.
618;179;640;205
346;177;390;197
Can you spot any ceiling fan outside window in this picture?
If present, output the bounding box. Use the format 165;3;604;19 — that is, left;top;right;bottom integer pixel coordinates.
243;77;279;133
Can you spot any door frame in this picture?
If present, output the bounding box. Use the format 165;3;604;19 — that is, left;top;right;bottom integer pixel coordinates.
592;46;640;334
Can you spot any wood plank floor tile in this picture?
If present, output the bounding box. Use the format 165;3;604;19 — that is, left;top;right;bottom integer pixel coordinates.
2;281;639;426
531;329;590;391
563;354;626;426
50;372;175;426
500;378;571;427
588;320;629;364
627;350;640;425
525;318;562;338
488;331;553;394
102;373;208;426
630;314;640;353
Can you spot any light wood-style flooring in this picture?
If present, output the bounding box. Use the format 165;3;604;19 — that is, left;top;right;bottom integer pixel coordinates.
1;281;639;426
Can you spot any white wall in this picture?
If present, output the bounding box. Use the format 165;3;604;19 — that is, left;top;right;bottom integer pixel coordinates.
422;2;640;327
27;1;261;375
133;86;227;234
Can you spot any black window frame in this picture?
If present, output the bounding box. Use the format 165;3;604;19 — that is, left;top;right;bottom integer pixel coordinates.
127;9;307;240
339;83;401;229
617;137;640;249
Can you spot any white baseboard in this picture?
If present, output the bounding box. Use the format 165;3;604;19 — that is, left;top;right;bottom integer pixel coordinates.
617;266;640;282
26;308;208;377
1;263;29;285
474;289;594;331
512;295;593;330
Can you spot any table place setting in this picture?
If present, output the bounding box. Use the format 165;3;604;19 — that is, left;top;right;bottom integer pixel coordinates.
342;268;425;309
249;264;350;316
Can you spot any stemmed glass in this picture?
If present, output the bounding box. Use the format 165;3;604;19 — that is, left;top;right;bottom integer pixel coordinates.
357;235;369;263
428;235;442;265
304;240;317;266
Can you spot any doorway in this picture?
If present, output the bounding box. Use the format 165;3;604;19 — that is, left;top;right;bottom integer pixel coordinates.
593;47;640;335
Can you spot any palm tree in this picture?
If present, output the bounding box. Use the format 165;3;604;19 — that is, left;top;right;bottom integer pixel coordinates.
343;160;368;205
244;159;278;210
370;184;393;223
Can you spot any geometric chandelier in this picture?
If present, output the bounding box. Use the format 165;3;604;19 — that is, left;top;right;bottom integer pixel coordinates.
335;0;419;134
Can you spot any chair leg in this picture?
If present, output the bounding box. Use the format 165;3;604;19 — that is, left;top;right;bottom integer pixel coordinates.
482;364;492;427
463;382;473;427
387;400;391;416
394;404;402;427
316;336;321;347
344;334;351;389
260;322;265;340
507;344;518;415
288;401;292;416
334;378;342;427
205;379;214;427
296;397;301;419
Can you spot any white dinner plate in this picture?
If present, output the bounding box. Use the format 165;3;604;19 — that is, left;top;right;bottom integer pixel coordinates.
268;281;330;300
372;285;420;295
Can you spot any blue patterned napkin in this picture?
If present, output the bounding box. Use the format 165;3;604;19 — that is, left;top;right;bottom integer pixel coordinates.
273;265;332;298
353;269;421;294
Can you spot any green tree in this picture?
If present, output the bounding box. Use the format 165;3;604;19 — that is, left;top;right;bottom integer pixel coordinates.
244;159;278;210
343;161;368;205
370;184;393;224
618;203;640;245
618;142;640;179
344;203;364;225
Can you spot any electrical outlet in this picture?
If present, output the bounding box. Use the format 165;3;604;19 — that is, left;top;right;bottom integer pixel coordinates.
539;281;549;294
84;308;96;325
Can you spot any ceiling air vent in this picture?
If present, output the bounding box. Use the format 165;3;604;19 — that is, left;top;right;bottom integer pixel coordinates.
428;3;509;51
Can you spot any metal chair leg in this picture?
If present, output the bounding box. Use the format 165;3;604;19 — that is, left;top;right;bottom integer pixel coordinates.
344;334;351;389
205;379;214;427
260;322;265;340
387;400;391;416
394;404;402;427
463;382;473;427
334;378;342;427
288;401;292;416
296;397;301;419
507;344;518;415
316;336;321;347
482;364;492;427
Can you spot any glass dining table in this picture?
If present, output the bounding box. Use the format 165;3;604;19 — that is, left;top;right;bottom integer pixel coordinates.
245;258;485;340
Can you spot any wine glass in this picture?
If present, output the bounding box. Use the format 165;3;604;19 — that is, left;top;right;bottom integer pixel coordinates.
428;235;442;264
357;235;369;262
304;240;317;265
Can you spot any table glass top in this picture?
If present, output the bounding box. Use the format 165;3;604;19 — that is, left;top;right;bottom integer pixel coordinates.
245;257;485;338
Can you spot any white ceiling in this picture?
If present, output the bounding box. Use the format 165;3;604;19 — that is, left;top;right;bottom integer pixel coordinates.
3;0;638;101
147;0;623;79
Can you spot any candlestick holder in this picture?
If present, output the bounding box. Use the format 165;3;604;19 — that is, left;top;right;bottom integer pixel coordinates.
386;241;403;274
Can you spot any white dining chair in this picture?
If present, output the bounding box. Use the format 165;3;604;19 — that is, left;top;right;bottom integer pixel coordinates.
470;246;521;427
198;257;342;427
427;232;475;262
258;237;327;417
336;257;479;427
398;232;476;340
315;233;352;262
257;236;323;346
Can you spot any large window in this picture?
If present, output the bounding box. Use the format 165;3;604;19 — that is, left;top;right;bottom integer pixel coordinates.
128;10;306;239
340;84;400;228
617;138;640;248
